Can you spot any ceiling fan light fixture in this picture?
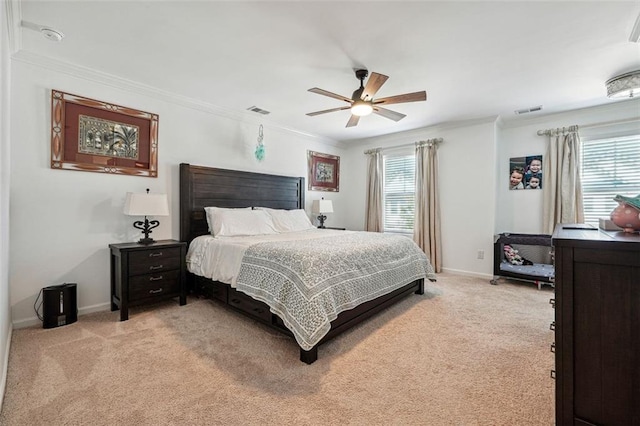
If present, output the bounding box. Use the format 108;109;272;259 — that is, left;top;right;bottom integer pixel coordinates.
606;70;640;99
351;100;373;117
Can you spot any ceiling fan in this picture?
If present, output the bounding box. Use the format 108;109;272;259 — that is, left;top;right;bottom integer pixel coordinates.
306;69;427;128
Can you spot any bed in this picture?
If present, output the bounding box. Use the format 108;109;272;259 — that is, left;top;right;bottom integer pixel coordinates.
180;163;436;363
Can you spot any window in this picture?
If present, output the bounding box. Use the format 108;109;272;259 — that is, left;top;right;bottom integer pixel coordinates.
581;134;640;226
383;154;415;233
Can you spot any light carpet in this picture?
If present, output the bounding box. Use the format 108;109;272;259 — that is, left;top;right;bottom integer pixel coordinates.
0;273;555;425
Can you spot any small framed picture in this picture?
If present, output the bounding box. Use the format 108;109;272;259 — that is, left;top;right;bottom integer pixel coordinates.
509;155;543;190
307;150;340;192
50;90;159;177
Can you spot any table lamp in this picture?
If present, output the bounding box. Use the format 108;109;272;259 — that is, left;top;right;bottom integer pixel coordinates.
123;189;169;244
312;199;333;228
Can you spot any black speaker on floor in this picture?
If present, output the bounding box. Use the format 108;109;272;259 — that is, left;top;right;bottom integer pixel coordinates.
42;283;77;329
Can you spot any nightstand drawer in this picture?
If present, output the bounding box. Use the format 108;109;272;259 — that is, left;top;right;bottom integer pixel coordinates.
129;246;181;263
129;270;180;302
128;253;181;276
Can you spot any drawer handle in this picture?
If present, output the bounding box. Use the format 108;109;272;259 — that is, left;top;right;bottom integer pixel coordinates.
149;288;163;294
253;308;264;314
149;265;163;270
149;252;163;257
550;370;556;380
230;298;241;304
550;321;555;331
149;275;164;281
549;298;555;308
550;342;555;353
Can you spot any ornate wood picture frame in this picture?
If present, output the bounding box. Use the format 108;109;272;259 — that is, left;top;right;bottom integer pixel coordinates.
307;150;340;192
50;90;159;177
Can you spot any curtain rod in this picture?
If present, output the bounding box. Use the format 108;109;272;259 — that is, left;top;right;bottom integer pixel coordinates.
537;117;640;136
364;138;443;154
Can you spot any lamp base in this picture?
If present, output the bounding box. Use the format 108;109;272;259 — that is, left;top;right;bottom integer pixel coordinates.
317;214;327;228
137;237;156;245
133;217;160;245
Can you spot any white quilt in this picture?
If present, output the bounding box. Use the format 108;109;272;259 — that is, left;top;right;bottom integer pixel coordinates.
187;230;436;350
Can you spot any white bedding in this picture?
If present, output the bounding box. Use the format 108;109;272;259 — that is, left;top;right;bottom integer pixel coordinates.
187;229;350;285
186;229;435;350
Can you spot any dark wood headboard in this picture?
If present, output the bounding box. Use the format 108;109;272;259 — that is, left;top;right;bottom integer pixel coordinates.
179;163;305;244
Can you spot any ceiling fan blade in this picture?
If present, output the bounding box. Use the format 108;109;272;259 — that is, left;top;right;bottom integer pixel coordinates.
306;106;352;117
308;88;353;104
361;72;389;100
373;106;406;122
346;115;360;127
374;91;427;106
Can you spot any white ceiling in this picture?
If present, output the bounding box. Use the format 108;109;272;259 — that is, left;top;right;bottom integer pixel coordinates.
16;1;640;143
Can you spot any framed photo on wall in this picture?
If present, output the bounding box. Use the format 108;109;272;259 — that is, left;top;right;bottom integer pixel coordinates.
50;90;159;177
308;150;340;192
509;155;543;190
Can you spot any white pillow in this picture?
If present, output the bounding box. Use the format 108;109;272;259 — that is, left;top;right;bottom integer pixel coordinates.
204;207;251;233
205;207;277;237
258;208;316;233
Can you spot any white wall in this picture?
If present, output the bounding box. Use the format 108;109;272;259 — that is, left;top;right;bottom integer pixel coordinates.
496;100;640;234
8;50;640;327
9;56;348;327
0;0;13;409
342;117;498;277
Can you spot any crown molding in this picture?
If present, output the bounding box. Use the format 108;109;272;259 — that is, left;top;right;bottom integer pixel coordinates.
499;98;640;130
5;0;22;54
11;50;343;148
346;115;500;148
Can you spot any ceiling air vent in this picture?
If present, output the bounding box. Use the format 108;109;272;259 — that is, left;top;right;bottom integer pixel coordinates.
515;105;543;115
247;106;271;115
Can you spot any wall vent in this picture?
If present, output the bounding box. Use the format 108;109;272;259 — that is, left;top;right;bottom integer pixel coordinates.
247;106;271;115
515;105;543;115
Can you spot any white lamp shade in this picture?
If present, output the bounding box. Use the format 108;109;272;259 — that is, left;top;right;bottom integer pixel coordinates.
312;199;333;214
123;192;169;216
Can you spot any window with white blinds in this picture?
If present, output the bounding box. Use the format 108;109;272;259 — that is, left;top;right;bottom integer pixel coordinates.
383;154;415;233
581;134;640;226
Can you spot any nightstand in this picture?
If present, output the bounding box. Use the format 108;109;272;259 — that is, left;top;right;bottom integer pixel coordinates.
318;226;346;230
109;240;187;321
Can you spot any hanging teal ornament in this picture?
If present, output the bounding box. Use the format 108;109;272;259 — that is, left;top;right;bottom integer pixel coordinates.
254;124;265;161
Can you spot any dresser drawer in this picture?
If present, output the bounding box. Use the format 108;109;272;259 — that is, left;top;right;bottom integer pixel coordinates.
129;270;180;302
227;289;272;322
128;247;182;276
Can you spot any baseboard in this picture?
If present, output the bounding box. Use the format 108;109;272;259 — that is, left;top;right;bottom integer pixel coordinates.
441;268;493;280
0;324;13;411
12;302;111;329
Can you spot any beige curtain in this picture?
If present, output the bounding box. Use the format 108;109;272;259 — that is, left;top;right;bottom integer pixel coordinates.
365;149;383;232
542;126;584;234
414;140;442;272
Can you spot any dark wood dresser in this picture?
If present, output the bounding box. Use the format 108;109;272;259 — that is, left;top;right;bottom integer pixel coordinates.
109;240;187;321
552;225;640;426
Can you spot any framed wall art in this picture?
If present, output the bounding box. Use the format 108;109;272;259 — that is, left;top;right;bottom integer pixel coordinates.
50;90;159;177
307;150;340;192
